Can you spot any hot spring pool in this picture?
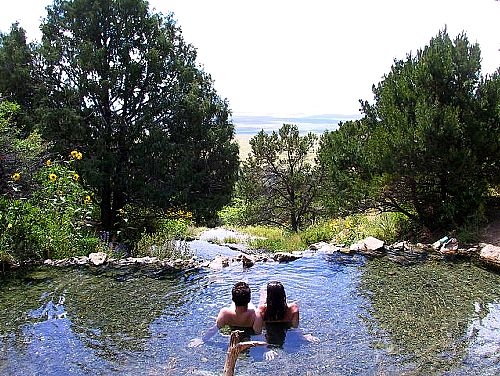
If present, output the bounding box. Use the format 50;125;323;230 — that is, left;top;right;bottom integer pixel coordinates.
1;241;500;375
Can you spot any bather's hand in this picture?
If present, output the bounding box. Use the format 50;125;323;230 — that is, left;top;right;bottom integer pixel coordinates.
188;338;204;348
303;334;320;343
264;349;278;360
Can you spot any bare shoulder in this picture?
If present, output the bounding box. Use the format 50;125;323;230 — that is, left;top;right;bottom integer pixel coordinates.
216;306;234;327
288;302;299;313
217;306;234;320
218;307;232;316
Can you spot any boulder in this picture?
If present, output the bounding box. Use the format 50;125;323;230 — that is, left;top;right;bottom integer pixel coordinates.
240;254;255;268
350;236;385;256
309;241;329;251
273;252;302;263
208;255;230;269
479;244;500;268
309;242;340;254
88;252;108;266
440;238;458;255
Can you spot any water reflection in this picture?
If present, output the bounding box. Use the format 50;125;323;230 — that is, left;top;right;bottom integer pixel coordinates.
465;302;500;369
1;245;500;375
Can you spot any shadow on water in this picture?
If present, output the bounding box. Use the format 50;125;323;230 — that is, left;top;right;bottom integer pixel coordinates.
0;242;500;375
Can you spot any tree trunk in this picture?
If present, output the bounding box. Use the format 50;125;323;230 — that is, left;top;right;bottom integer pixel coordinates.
101;183;112;230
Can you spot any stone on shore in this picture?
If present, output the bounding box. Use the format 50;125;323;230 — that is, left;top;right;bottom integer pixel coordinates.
479;243;500;268
273;252;302;263
89;252;108;266
349;236;385;256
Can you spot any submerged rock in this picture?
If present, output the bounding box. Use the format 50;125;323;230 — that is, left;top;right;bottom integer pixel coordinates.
386;241;429;265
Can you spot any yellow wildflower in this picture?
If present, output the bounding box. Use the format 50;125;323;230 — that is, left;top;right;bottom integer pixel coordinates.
72;173;79;181
70;150;79;159
12;172;21;182
49;173;58;182
83;195;92;204
7;223;12;229
76;152;82;160
46;159;52;167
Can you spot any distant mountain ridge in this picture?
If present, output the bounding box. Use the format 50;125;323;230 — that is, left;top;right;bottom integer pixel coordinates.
232;113;361;134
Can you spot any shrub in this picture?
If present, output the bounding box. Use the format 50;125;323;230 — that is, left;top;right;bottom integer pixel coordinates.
240;225;306;252
217;198;247;226
116;206;195;249
1;147;99;262
300;212;413;247
133;231;193;260
300;220;337;245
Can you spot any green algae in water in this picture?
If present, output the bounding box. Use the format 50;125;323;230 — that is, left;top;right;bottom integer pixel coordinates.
359;259;500;375
0;266;189;356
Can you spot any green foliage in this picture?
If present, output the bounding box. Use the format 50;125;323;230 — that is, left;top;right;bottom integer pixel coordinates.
0;23;38;132
217;197;247;227
115;205;195;249
238;225;306;252
319;29;500;231
317;119;376;216
299;220;337;245
35;0;238;231
1;152;99;261
240;124;322;232
1;100;99;263
300;212;412;246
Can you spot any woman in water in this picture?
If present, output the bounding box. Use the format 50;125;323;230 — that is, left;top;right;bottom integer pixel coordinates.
259;280;299;328
258;281;319;360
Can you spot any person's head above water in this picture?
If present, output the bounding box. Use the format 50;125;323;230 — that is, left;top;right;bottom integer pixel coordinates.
264;281;287;321
231;281;251;307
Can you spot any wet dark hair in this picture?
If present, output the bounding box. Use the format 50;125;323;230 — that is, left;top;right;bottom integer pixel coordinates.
263;281;287;321
232;281;251;307
265;322;288;347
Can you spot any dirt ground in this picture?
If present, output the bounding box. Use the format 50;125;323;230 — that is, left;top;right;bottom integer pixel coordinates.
479;216;500;246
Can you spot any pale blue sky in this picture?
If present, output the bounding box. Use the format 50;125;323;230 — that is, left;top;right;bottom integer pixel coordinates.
1;0;499;119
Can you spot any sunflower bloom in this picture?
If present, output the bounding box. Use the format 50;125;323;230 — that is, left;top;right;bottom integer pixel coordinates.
72;173;79;181
49;173;57;182
12;172;21;182
70;150;79;159
83;195;92;204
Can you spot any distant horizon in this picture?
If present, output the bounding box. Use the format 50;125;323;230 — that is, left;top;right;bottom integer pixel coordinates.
232;113;361;135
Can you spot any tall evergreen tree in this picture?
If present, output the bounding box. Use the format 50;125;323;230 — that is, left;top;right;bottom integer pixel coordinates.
319;29;500;230
36;0;238;229
0;23;39;133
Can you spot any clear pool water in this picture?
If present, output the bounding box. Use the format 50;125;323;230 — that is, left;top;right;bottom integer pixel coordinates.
1;242;499;375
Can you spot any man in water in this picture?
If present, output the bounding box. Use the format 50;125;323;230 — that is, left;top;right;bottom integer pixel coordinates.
188;281;262;347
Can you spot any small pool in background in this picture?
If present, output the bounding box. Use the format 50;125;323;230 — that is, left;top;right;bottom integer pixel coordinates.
1;241;500;375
